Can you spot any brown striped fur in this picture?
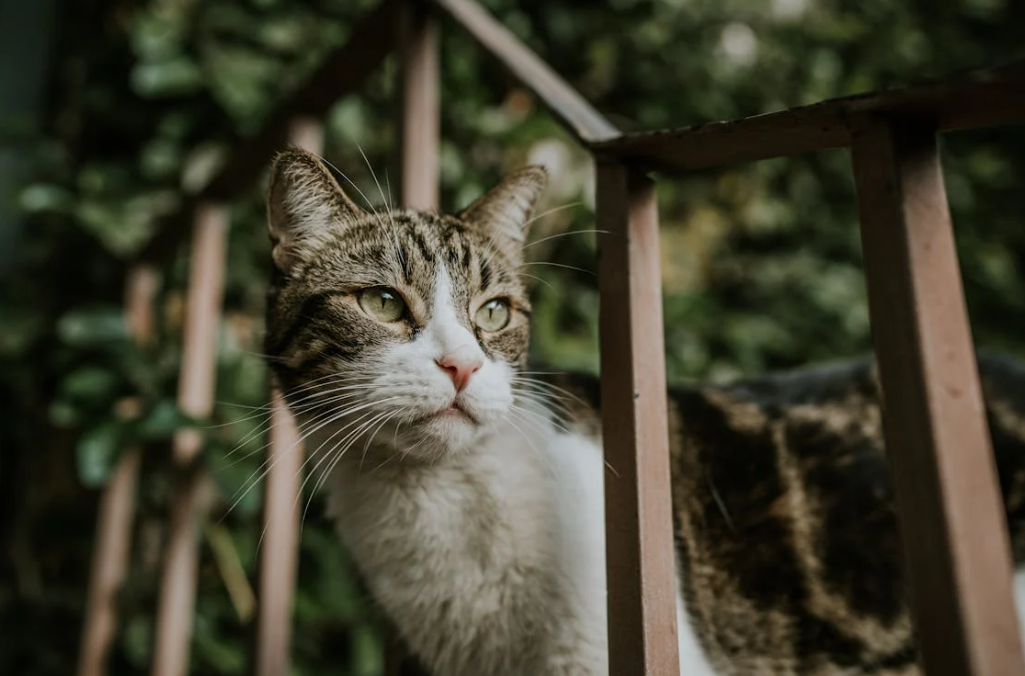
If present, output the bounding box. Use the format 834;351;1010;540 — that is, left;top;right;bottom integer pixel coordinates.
546;355;1025;675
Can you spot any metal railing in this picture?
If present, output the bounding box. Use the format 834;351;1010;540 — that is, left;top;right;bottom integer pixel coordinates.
74;0;1025;675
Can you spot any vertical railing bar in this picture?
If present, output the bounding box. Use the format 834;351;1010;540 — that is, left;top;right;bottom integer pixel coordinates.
76;264;159;676
151;202;231;676
596;159;680;676
850;115;1025;676
398;0;439;212
253;116;323;676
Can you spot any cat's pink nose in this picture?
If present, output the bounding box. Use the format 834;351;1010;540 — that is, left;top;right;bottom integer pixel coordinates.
437;349;483;392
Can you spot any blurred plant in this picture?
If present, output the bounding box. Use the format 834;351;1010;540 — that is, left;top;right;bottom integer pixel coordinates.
1;0;1023;674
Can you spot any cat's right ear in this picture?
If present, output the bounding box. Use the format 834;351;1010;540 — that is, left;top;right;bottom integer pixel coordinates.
267;149;364;271
459;166;547;262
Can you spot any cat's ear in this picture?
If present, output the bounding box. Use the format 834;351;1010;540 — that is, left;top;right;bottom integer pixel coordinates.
267;148;364;271
459;166;547;259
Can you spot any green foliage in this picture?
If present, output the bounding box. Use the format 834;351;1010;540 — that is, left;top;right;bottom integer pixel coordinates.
1;0;1023;674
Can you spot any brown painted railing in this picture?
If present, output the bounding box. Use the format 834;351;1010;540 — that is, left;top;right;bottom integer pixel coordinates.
74;0;1025;675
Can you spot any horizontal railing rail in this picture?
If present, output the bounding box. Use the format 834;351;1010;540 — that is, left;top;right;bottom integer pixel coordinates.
590;58;1025;172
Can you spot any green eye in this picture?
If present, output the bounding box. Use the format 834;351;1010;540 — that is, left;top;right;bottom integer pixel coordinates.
475;298;511;332
357;287;406;323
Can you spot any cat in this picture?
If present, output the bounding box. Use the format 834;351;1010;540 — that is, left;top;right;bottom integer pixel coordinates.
263;148;1025;676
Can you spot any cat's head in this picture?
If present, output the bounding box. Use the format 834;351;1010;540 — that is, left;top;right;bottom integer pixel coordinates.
264;148;546;461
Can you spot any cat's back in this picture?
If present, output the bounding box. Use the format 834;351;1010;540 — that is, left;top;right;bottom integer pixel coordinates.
546;353;1025;675
669;358;911;675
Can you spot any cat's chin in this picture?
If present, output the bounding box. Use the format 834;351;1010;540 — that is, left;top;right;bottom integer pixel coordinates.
400;411;486;457
358;405;499;464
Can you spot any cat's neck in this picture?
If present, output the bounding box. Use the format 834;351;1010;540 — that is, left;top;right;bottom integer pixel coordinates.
319;414;610;676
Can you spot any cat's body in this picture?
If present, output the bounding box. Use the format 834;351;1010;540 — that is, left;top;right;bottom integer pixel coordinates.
263;149;1025;676
550;357;1025;675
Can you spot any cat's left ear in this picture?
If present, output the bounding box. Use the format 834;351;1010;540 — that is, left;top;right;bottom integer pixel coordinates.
459;166;547;260
267;148;364;272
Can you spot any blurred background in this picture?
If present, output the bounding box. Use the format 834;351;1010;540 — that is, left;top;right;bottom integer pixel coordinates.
1;0;1023;674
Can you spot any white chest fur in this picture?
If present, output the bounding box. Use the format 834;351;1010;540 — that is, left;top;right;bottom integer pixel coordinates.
323;417;719;676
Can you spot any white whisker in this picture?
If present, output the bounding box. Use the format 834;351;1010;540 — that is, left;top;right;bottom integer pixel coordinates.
519;261;595;276
355;141;406;278
517;272;558;295
525;227;611;251
228;396;395;522
520;202;584;232
296;407;392;540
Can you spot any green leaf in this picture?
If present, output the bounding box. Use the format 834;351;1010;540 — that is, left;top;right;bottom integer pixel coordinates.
18;183;74;213
76;422;125;488
131;58;203;97
122;615;153;668
0;307;44;357
352;624;383;676
75;197;163;258
57;306;128;347
137;400;195;439
208;440;262;516
61;366;119;401
48;399;82;428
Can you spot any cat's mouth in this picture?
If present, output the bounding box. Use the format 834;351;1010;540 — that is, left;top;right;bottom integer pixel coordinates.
418;400;479;426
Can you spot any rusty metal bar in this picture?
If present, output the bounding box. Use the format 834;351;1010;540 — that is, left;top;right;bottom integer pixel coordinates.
850;116;1025;676
429;0;618;144
75;264;159;676
170;205;229;467
593;58;1025;173
596;160;680;676
151;202;230;676
253;390;304;676
252;117;322;676
398;0;439;211
285;117;324;157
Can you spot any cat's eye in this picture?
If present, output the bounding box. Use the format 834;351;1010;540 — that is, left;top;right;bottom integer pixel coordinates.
357;287;406;323
475;298;511;332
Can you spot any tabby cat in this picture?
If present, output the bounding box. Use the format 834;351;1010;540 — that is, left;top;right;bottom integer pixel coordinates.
263;148;1025;676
